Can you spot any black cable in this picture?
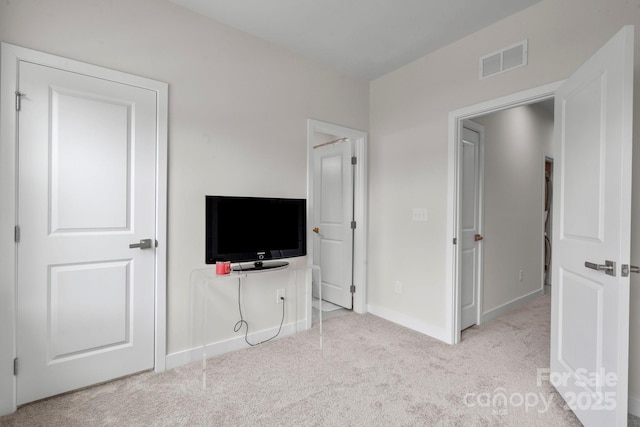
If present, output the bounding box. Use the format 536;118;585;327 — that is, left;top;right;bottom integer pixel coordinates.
233;278;286;346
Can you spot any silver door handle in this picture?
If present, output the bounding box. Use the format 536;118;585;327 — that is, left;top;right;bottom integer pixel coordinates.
129;239;154;249
585;260;616;276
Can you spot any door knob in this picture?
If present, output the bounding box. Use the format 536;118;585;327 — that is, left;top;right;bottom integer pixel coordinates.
313;227;319;234
585;260;616;276
474;234;483;241
129;239;155;249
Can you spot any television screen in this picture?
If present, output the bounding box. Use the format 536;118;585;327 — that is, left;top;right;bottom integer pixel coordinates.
205;195;306;266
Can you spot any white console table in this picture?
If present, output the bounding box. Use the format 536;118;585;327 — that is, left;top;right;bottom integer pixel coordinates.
189;264;322;389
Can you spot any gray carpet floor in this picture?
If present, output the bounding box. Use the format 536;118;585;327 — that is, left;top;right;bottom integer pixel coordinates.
1;293;638;426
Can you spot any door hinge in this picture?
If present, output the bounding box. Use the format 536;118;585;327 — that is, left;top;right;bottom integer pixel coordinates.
350;221;356;230
14;225;20;243
13;358;18;376
15;91;26;111
351;156;357;165
453;237;457;245
350;285;356;293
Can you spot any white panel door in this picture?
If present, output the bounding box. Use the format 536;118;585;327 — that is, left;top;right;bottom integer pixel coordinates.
460;122;483;330
550;26;633;426
17;61;157;404
312;139;353;309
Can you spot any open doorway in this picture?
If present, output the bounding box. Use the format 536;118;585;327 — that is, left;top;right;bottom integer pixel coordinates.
457;99;554;333
310;131;355;323
306;119;368;329
445;81;561;344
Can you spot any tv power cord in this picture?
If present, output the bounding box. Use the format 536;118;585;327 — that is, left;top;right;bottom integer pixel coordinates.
234;278;286;346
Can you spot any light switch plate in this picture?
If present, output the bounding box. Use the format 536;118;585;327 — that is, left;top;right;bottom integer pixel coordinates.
412;208;428;222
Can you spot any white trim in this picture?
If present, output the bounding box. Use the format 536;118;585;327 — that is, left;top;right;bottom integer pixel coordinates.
0;42;19;418
154;70;169;374
165;320;307;370
306;119;368;328
0;43;168;416
445;81;562;345
480;288;545;324
367;305;449;344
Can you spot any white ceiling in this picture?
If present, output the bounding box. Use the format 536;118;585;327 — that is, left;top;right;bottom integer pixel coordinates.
170;0;542;80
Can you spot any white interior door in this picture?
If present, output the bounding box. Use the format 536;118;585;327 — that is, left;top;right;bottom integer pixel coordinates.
550;25;633;426
16;60;157;404
312;139;354;309
460;121;484;330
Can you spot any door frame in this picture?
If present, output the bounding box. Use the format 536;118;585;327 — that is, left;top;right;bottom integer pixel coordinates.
306;119;368;327
445;81;561;345
0;43;168;416
459;119;485;330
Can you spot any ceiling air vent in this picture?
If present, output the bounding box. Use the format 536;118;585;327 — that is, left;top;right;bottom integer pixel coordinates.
480;40;528;80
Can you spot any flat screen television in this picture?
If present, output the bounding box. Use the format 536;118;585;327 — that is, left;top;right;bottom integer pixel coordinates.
205;195;307;270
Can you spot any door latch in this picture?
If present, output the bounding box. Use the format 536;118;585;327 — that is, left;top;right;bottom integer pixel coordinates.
621;264;640;277
129;239;154;249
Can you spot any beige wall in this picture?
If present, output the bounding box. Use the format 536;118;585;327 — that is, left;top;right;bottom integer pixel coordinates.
369;0;640;401
474;103;553;315
0;0;369;355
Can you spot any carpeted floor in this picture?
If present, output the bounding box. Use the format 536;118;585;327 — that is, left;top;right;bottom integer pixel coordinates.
1;293;637;426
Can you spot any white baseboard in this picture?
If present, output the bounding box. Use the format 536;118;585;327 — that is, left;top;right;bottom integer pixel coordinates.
480;288;544;324
367;304;449;343
165;320;307;370
630;394;640;417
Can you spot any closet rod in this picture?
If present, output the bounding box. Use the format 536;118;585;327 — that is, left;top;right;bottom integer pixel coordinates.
313;137;348;149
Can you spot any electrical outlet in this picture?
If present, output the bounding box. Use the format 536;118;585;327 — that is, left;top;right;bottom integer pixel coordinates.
394;281;402;294
276;288;285;303
519;270;524;283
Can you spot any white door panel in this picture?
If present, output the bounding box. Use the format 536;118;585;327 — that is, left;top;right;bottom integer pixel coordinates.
17;61;157;404
52;90;131;231
460;123;483;330
49;261;130;357
312;139;353;309
551;25;633;426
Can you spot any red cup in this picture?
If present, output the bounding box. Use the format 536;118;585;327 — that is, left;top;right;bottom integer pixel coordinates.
216;261;231;275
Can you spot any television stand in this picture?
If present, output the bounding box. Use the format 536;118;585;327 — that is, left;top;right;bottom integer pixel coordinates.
190;263;322;390
232;260;289;272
